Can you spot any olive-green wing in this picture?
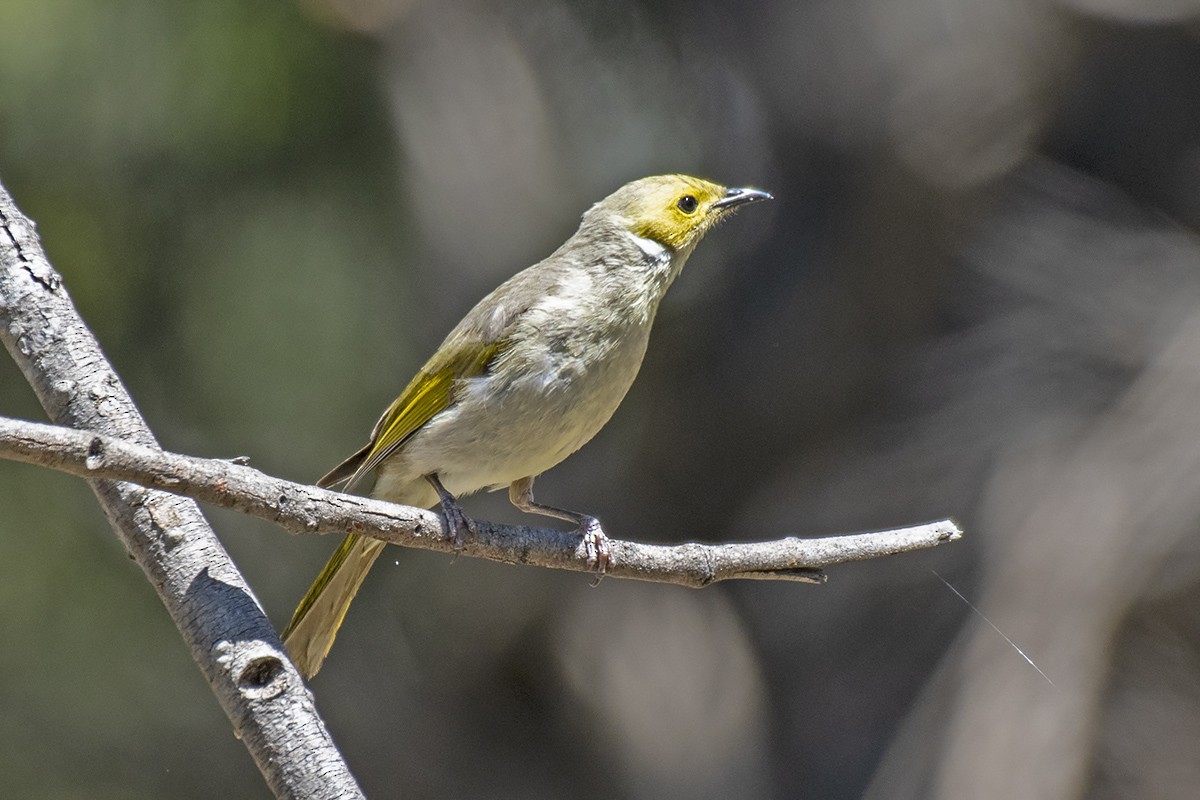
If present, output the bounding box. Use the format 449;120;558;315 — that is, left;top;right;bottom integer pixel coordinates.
316;264;557;491
321;338;501;492
287;338;499;654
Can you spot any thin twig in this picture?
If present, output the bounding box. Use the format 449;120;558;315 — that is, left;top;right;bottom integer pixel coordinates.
0;415;962;587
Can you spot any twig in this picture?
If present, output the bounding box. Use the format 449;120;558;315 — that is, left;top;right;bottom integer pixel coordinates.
0;182;364;800
0;415;962;587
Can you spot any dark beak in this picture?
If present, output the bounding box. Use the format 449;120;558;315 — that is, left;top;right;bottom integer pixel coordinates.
712;187;773;210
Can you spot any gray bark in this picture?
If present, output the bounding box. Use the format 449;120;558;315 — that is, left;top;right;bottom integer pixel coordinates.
0;415;962;586
0;181;364;800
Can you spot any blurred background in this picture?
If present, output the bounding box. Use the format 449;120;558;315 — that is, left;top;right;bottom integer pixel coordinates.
4;0;1200;797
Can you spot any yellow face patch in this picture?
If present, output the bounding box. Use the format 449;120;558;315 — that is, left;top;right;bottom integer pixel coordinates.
620;175;730;251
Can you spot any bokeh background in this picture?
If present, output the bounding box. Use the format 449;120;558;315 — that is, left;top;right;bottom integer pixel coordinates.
4;0;1200;797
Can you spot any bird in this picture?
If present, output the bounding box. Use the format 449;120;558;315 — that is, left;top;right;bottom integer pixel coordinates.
282;174;771;678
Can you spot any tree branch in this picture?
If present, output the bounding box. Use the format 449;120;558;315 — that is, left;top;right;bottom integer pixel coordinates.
0;415;962;587
0;182;364;800
0;174;963;800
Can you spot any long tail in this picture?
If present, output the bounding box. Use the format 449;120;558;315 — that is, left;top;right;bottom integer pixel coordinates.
282;533;386;679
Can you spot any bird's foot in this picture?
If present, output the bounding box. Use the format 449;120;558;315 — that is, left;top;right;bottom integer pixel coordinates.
426;473;475;551
507;478;612;582
577;515;612;584
442;498;476;552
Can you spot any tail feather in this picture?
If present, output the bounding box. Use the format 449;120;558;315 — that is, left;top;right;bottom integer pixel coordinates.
282;533;386;678
316;443;373;489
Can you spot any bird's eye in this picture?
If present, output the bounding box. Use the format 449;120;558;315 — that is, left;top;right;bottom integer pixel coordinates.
677;195;698;214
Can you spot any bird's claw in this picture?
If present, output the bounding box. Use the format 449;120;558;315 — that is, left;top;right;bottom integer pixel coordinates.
442;502;476;552
579;517;612;584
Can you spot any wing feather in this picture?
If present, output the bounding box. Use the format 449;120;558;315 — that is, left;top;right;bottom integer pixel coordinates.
317;266;555;491
344;341;499;488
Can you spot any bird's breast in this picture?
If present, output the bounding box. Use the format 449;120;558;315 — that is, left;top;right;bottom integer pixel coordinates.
390;291;656;496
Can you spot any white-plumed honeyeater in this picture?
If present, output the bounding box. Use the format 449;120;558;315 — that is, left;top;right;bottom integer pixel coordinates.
283;174;771;678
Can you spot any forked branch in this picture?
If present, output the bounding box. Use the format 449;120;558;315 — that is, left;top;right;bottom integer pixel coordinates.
0;175;961;800
0;181;364;800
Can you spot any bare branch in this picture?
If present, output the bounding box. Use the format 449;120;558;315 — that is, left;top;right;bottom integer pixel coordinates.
0;415;962;587
0;183;364;800
0;174;961;800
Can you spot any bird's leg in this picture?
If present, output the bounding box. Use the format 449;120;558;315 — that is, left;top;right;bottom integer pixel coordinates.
509;476;612;579
425;473;475;551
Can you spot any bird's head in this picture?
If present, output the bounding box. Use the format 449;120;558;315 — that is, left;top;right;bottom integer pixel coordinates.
594;174;772;258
